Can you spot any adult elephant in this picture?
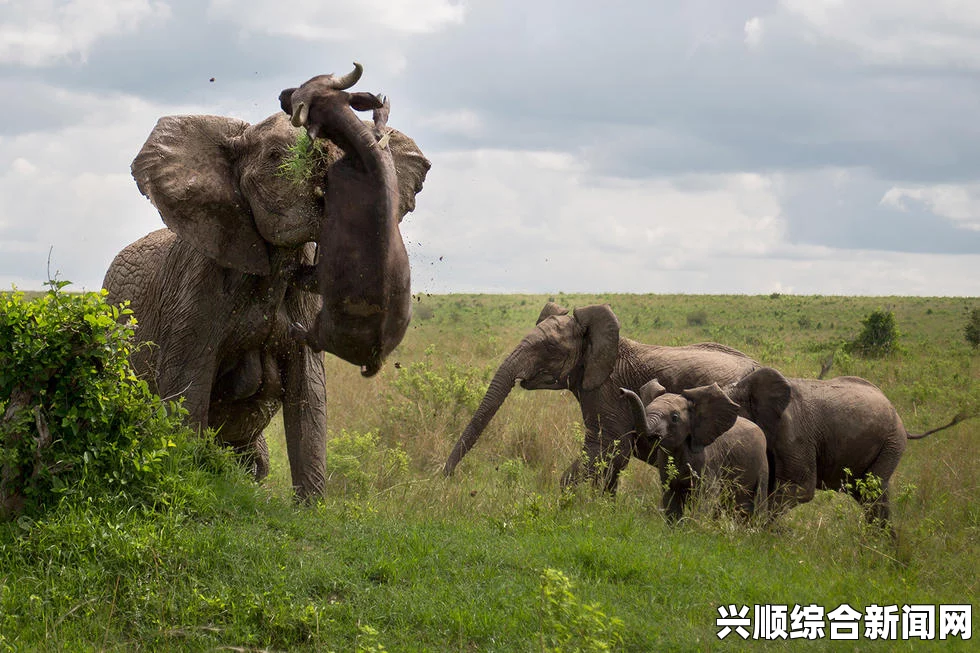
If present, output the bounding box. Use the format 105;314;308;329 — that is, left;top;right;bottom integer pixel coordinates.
103;64;430;499
728;367;973;531
442;302;761;492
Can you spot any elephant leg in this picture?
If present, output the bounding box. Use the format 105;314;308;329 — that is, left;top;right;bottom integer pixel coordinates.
589;437;631;494
660;473;689;523
851;448;901;533
154;338;218;429
767;449;816;520
231;434;270;481
252;434;270;481
768;478;814;521
560;457;584;489
281;343;327;500
212;394;278;479
560;438;630;494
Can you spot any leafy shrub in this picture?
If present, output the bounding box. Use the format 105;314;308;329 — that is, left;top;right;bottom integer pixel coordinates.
0;282;211;518
686;310;708;327
384;348;490;436
323;429;409;496
965;308;980;349
848;309;900;357
537;568;624;652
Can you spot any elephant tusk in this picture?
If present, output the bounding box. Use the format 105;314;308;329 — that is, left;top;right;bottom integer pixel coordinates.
291;101;309;128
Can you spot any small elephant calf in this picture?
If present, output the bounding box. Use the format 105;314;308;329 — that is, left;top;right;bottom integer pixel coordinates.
621;380;768;522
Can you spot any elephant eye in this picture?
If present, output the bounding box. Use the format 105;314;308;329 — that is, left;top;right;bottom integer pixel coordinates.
670;412;680;424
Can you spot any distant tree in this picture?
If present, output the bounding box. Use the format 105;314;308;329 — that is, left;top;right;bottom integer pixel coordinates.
966;308;980;349
849;310;900;358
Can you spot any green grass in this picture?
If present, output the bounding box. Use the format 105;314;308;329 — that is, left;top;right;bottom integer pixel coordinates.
2;293;978;650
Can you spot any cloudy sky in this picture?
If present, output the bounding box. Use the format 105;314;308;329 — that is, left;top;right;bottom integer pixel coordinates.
1;0;979;295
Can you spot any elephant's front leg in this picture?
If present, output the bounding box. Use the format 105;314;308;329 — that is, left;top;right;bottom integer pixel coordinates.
768;478;812;520
155;342;217;429
661;479;689;523
567;428;631;494
281;342;327;500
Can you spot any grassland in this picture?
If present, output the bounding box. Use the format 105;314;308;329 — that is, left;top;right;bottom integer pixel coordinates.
2;293;978;651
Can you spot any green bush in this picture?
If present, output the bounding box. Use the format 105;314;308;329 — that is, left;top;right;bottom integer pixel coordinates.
848;309;900;358
965;308;980;349
0;282;209;518
323;429;409;496
685;310;708;327
537;568;624;652
384;348;490;431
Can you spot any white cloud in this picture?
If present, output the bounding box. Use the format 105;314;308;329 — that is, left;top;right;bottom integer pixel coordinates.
0;0;171;66
421;109;485;138
403;149;787;293
207;0;464;40
743;16;763;48
0;84;214;290
881;183;980;231
773;0;980;68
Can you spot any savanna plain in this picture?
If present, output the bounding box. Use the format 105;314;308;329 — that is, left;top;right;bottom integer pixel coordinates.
2;292;978;651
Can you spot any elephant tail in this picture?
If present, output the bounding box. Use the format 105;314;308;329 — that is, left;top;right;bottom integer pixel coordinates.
907;410;977;440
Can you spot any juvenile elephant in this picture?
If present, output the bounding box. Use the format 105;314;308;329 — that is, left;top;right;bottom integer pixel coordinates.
442;302;761;492
728;367;973;529
620;380;768;521
103;64;430;498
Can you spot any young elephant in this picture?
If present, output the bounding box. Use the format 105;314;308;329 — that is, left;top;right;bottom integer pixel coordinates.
728;367;974;530
620;380;768;521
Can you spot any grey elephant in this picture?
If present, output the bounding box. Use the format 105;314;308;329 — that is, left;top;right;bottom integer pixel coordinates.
620;380;768;521
103;64;430;499
442;302;761;492
728;367;973;530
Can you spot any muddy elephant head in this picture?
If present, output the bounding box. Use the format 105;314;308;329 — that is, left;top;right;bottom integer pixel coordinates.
278;63;428;375
621;379;741;457
442;302;620;476
131;64;429;373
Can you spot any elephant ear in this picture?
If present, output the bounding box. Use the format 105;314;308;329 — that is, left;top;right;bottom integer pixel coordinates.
682;383;740;454
639;378;667;405
732;367;791;441
573;304;620;391
536;301;569;324
388;129;432;221
131;115;272;276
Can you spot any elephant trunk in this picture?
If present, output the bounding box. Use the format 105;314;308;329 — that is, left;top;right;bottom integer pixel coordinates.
443;346;531;476
619;388;652;438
